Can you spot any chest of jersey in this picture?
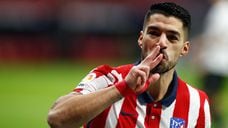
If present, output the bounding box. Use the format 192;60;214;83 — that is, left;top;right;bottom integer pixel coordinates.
105;96;188;128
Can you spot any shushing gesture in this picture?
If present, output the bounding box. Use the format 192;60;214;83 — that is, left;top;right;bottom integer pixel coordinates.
124;46;163;94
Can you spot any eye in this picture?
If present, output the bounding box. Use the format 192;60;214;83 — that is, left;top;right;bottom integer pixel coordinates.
167;35;179;42
148;30;160;37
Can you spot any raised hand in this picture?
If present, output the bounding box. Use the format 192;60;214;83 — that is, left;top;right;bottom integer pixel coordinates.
125;46;163;94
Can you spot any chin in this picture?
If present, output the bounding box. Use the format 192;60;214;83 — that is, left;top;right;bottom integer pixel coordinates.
151;62;175;74
150;65;167;74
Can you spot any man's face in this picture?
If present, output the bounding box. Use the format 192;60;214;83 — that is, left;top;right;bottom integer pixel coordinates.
138;14;189;74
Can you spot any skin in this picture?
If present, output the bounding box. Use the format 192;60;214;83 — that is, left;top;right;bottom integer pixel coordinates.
47;13;190;128
137;14;190;100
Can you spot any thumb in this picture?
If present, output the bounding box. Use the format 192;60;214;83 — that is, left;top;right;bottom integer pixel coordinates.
148;73;160;85
136;73;160;94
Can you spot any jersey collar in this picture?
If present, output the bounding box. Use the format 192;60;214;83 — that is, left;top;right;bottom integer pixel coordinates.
138;71;178;107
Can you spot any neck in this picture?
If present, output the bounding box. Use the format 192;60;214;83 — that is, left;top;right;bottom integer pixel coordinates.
148;69;175;102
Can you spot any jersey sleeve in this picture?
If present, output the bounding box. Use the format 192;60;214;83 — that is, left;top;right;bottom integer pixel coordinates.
73;65;118;94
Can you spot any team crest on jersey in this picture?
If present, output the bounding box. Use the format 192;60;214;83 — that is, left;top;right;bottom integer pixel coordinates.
81;73;96;83
170;117;185;128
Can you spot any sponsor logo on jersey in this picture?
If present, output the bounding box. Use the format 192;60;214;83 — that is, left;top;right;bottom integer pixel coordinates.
170;117;185;128
81;73;96;83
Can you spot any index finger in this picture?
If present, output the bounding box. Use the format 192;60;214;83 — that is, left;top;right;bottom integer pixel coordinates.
140;46;163;69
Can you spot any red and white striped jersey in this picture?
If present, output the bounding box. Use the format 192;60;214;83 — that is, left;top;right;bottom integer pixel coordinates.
74;64;211;128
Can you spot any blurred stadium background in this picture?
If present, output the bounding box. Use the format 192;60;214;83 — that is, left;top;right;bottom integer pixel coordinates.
0;0;227;128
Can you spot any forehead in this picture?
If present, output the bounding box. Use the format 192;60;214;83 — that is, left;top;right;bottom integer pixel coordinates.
144;14;184;33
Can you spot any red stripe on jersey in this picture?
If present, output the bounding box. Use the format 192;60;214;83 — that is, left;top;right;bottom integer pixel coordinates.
116;95;138;128
84;106;111;128
173;78;190;127
196;90;207;128
93;65;114;76
144;103;162;128
115;64;134;78
73;88;83;92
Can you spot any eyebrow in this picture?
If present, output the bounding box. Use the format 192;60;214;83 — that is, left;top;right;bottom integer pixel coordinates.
147;26;181;38
167;30;180;38
147;26;160;31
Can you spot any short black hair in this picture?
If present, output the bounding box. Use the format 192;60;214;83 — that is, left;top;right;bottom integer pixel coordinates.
143;2;191;36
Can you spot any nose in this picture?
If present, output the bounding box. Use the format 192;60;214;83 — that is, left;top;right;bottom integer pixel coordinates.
157;33;168;49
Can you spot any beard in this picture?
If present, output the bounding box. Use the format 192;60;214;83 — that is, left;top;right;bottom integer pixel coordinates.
150;60;177;74
141;50;177;74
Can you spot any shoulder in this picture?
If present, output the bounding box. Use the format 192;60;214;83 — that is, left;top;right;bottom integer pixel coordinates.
188;84;209;101
177;78;211;126
178;78;209;102
115;64;134;77
93;64;134;76
178;78;208;101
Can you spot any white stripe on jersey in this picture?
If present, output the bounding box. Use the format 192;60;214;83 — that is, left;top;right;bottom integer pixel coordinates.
159;100;176;128
79;75;112;94
204;100;211;128
135;100;147;128
110;70;123;82
105;98;125;128
187;85;200;127
105;69;124;128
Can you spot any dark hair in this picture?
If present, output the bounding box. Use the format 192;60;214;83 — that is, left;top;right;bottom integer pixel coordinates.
143;2;191;35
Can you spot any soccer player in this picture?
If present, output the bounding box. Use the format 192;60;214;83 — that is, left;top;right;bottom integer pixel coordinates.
48;2;211;128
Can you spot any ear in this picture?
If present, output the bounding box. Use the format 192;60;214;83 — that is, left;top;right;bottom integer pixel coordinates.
138;31;144;48
180;41;190;56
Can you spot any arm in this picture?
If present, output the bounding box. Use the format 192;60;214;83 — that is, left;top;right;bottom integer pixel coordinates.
47;46;163;128
48;86;122;128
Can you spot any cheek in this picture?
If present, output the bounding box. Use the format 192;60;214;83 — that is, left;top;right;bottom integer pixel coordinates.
167;46;182;60
141;40;156;53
